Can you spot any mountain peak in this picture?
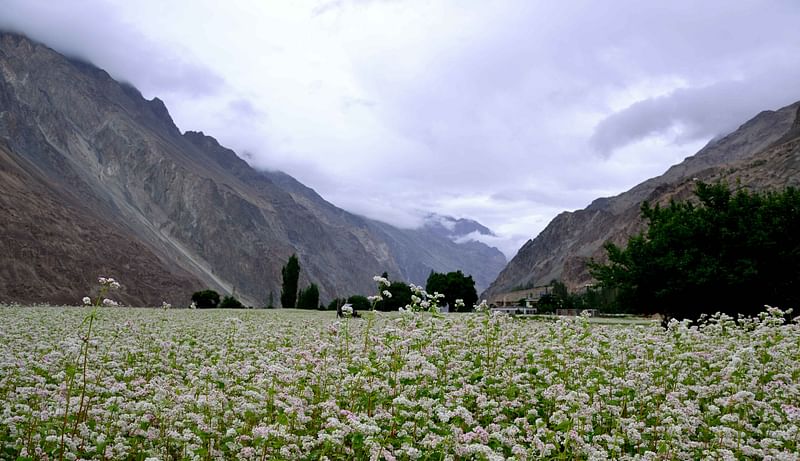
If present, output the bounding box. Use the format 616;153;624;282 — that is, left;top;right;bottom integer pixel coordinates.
422;214;495;239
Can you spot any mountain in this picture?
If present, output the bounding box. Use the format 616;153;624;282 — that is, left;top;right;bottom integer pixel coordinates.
0;32;505;306
367;215;506;292
483;100;800;299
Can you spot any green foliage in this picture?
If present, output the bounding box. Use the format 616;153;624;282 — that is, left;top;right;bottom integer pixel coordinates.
296;283;320;309
375;281;412;312
535;280;573;313
426;270;478;312
280;254;300;309
219;295;244;309
347;295;371;312
191;290;220;309
590;182;800;321
326;295;370;313
326;298;345;311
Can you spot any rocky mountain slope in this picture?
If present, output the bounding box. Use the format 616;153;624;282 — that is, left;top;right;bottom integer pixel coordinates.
0;32;505;306
483;100;800;299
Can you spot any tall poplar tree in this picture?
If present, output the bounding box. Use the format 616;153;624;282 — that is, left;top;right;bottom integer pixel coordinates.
280;254;300;309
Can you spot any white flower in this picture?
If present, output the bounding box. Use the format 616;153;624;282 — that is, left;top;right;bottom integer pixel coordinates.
102;298;119;307
341;304;353;317
82;296;92;306
189;302;197;309
98;277;108;284
367;295;383;303
382;290;392;298
372;275;391;287
161;301;171;310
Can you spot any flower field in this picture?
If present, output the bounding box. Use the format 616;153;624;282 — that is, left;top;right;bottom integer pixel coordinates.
1;306;799;460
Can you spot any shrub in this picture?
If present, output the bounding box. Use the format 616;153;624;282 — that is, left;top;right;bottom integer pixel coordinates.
219;295;244;309
191;290;220;309
296;283;320;309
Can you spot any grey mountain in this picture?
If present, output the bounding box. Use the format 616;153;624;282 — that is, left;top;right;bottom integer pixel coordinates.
0;32;505;306
483;100;800;299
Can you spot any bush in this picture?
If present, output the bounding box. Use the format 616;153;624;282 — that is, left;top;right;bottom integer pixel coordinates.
375;282;412;312
191;290;220;309
219;295;244;309
296;283;320;309
347;295;371;312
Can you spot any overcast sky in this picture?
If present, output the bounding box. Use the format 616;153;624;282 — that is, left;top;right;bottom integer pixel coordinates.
3;0;800;258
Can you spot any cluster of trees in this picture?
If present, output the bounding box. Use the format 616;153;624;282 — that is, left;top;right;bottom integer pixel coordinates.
531;280;619;314
425;270;477;312
589;182;800;321
279;254;321;309
190;255;482;315
190;290;244;309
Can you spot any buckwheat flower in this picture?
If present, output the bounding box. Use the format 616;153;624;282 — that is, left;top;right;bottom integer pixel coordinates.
102;298;119;307
455;298;465;309
342;304;353;317
98;277;107;284
161;301;171;310
82;296;91;305
382;290;392;298
367;295;382;303
189;302;197;309
372;275;391;287
110;280;121;289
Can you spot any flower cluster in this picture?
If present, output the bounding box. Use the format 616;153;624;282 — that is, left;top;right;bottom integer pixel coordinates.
97;276;121;290
0;306;798;460
400;283;445;314
81;276;121;307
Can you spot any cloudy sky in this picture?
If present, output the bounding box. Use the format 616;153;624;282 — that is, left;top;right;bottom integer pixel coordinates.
3;0;800;258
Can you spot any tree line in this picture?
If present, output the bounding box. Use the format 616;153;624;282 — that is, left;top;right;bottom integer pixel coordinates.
191;252;479;313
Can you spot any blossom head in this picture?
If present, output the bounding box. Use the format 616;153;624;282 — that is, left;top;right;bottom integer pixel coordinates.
474;300;490;313
82;296;92;306
372;275;391;287
341;303;353;317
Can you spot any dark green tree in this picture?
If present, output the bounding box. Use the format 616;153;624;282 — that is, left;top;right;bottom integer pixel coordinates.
296;283;320;309
347;295;371;312
425;270;478;312
219;295;244;309
191;290;220;309
590;182;800;321
375;281;413;312
280;254;300;309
